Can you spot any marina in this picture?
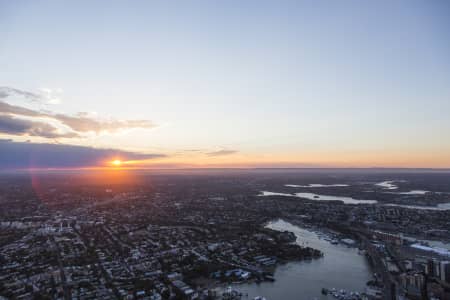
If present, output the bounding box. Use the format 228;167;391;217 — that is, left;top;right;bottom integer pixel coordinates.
227;219;372;300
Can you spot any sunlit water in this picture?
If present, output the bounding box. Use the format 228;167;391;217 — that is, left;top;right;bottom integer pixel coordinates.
374;182;432;195
230;219;372;300
260;191;450;210
397;190;429;195
384;203;450;211
285;184;349;188
375;181;399;190
260;191;377;204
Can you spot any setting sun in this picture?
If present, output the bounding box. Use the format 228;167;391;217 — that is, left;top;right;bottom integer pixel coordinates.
111;159;122;167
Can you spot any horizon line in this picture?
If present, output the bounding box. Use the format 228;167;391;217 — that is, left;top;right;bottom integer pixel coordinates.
2;166;450;173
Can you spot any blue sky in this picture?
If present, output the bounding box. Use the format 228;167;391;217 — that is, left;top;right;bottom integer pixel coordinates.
1;0;450;168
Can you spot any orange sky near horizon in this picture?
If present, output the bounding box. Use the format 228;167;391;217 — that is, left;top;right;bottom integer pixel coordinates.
101;149;450;169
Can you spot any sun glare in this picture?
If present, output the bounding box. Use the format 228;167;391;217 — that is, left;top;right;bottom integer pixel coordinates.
111;159;122;167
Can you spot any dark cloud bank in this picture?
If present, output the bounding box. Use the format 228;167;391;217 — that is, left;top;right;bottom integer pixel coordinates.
0;140;165;169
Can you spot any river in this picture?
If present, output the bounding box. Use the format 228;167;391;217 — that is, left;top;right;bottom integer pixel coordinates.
260;191;450;210
230;219;372;300
260;191;377;205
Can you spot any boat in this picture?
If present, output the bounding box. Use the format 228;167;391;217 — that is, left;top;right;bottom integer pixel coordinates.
322;288;329;295
264;274;275;282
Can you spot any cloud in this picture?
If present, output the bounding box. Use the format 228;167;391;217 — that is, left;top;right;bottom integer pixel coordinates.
0;114;80;138
38;88;62;104
206;149;238;156
0;86;62;104
53;113;155;133
0;139;166;169
0;99;41;117
0;86;42;102
0;86;156;138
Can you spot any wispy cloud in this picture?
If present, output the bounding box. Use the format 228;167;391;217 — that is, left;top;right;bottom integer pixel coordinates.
37;88;63;104
0;87;156;139
53;112;155;133
0;114;80;138
0;87;42;102
206;149;238;156
0;99;42;117
0;86;62;104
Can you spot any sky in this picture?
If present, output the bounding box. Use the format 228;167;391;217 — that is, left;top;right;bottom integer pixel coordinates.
1;0;450;169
